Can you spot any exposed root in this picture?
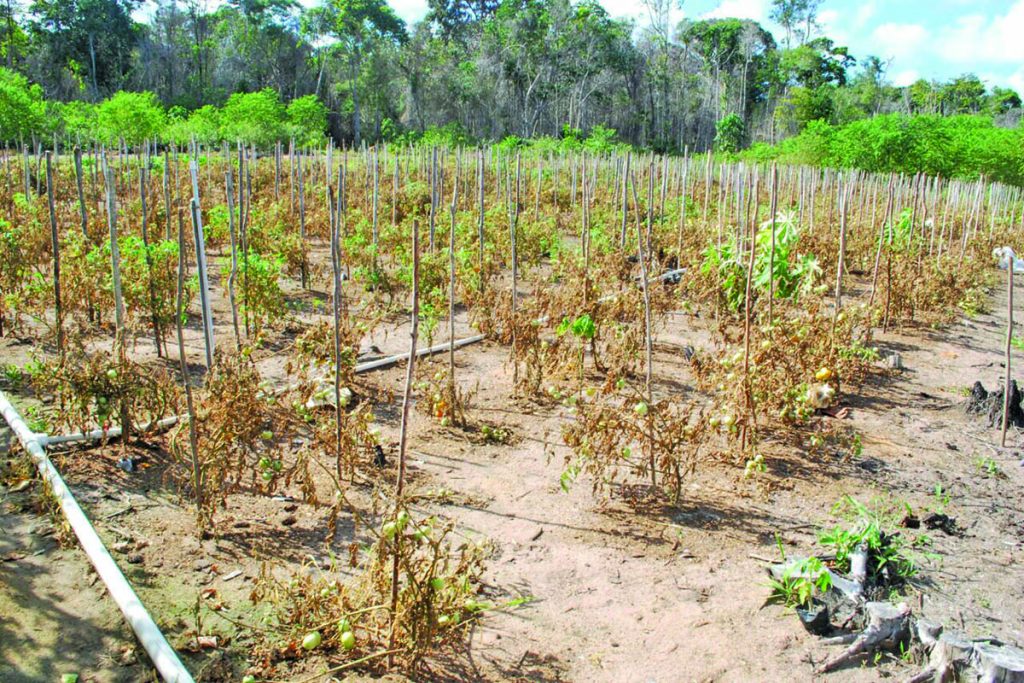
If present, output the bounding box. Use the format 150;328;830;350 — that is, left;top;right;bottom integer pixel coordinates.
817;601;910;674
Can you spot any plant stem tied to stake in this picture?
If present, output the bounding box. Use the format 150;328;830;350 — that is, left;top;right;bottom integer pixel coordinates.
389;219;419;665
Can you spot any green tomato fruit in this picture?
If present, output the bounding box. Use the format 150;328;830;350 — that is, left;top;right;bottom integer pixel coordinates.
338;618;352;634
258;457;271;469
633;402;649;417
241;676;256;683
272;460;283;472
301;631;321;650
396;510;410;531
61;675;79;683
106;369;118;380
340;630;356;651
430;577;445;590
261;471;274;482
381;522;398;540
260;430;273;440
722;414;736;427
338;387;353;407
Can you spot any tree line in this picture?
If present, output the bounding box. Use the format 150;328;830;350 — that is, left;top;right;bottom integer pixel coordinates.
0;0;1021;157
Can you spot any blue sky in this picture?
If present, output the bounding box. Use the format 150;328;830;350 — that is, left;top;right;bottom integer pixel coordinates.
383;0;1024;94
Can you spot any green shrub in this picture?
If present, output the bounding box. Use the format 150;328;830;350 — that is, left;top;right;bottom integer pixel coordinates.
96;91;166;145
220;88;285;147
286;94;328;147
0;68;45;143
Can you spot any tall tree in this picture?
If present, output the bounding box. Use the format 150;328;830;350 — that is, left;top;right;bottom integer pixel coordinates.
29;0;141;99
427;0;499;41
769;0;822;47
1;0;27;69
323;0;406;145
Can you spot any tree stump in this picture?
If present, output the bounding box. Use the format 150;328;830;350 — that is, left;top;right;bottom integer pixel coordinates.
818;601;911;673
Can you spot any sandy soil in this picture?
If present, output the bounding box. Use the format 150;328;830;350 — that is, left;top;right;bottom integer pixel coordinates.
2;256;1023;682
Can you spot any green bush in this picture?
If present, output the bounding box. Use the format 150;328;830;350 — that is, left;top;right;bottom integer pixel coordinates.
56;100;98;142
286;95;328;147
0;68;46;143
747;113;1024;186
187;105;223;146
96;91;166;146
714;113;745;153
220;88;285;147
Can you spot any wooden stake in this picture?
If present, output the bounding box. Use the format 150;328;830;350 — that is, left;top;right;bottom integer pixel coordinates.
139;167;163;357
1002;263;1014;447
388;218;420;665
189;161;215;368
45;152;63;357
636;178;655;490
175;208;204;532
225;166;241;350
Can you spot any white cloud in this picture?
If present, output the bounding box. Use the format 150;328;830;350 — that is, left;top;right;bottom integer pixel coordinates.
1007;66;1024;96
870;22;930;62
389;0;429;23
853;1;877;28
938;1;1024;64
599;0;649;20
700;0;771;23
891;69;920;87
817;8;847;44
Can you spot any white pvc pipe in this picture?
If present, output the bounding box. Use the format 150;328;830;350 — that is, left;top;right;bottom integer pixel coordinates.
40;415;183;447
354;334;487;373
0;389;194;683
